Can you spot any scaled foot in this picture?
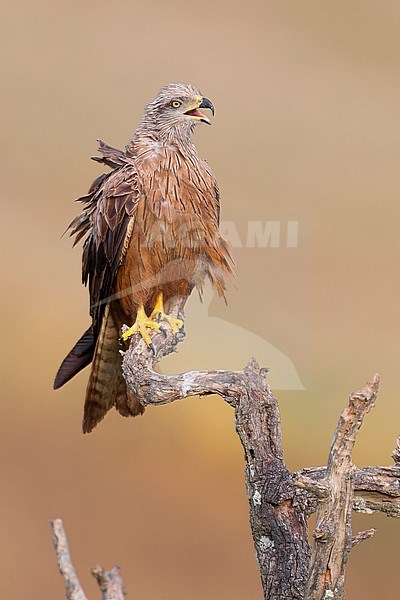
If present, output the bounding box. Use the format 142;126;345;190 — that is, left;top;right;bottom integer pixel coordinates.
151;292;184;334
122;305;161;347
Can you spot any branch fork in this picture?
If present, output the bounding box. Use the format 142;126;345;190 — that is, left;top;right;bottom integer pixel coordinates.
52;299;400;599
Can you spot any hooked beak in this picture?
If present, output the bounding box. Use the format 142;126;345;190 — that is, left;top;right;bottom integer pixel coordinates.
184;96;215;125
199;97;215;116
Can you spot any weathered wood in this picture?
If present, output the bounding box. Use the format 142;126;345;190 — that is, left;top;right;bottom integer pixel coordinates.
91;565;126;600
301;375;380;600
122;302;310;599
120;299;398;599
392;436;400;465
51;519;127;600
351;528;376;548
348;465;400;517
50;519;88;600
295;465;400;519
52;297;400;599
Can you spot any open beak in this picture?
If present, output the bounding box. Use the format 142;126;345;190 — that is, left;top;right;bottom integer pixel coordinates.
184;97;215;125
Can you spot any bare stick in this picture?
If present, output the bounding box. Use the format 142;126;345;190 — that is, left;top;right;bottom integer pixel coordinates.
51;519;127;600
392;436;400;464
304;374;380;600
50;519;88;600
294;474;330;500
91;565;126;600
351;528;376;547
295;464;400;519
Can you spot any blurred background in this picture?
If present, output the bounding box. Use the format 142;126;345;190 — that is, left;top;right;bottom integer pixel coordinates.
1;1;399;597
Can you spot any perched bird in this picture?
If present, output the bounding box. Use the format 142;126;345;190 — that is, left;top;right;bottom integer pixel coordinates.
54;83;234;433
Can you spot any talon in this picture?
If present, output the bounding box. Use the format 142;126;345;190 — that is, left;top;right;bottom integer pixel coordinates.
122;305;161;347
150;292;184;335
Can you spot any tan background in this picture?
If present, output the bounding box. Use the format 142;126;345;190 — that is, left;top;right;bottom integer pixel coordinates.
1;1;399;598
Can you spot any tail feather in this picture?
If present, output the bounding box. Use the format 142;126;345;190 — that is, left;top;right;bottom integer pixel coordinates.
82;304;145;433
54;327;95;390
115;380;145;419
82;304;119;433
55;304;144;432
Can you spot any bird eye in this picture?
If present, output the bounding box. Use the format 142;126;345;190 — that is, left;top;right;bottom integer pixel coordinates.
171;100;182;108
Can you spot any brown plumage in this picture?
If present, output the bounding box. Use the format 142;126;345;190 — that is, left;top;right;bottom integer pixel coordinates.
54;83;234;433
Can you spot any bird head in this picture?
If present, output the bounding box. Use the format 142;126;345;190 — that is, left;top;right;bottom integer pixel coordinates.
140;83;215;142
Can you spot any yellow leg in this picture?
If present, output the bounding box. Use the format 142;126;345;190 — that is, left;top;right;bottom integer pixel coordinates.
122;305;161;346
151;292;183;335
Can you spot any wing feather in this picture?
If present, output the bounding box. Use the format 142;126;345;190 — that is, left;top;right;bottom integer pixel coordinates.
66;143;138;334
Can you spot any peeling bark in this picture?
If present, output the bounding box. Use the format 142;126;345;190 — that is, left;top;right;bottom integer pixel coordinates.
298;376;379;599
119;298;399;599
52;298;400;599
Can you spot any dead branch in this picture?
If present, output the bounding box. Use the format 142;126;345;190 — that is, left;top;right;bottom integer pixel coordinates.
91;565;126;600
119;296;399;599
392;436;400;464
50;519;88;600
122;301;310;599
51;300;399;599
351;528;376;548
301;375;379;600
50;519;126;600
295;465;400;519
